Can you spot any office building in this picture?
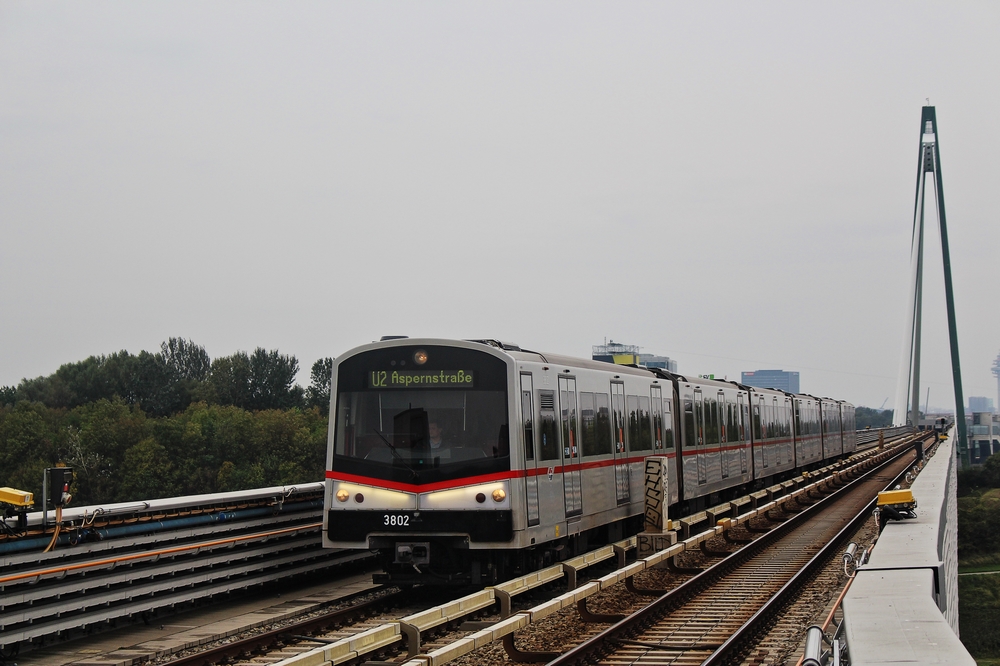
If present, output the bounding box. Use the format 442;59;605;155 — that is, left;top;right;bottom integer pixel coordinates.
741;369;800;394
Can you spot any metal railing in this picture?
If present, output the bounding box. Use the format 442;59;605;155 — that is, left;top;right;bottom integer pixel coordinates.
0;483;368;649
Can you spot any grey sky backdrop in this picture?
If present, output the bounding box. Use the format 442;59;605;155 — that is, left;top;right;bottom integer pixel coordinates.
2;2;999;412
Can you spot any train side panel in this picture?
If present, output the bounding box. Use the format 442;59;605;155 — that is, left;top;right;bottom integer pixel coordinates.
676;378;752;503
821;399;844;459
748;388;796;480
793;395;823;467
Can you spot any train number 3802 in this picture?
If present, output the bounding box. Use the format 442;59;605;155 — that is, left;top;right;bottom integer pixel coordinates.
383;514;410;526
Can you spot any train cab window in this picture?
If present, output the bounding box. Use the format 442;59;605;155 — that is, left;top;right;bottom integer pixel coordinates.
538;390;560;461
332;344;510;486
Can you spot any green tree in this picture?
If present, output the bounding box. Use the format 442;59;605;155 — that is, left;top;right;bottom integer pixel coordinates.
248;348;303;410
855;407;894;429
208;352;253;408
118;438;175;500
0;402;58;500
72;399;148;503
160;337;211;382
306;357;333;411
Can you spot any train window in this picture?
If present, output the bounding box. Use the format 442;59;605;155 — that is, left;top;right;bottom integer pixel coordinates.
683;393;695;449
580;392;596;456
634;395;653;451
538;390;560;461
718;393;728;444
736;394;746;442
559;377;578;460
594;392;612;455
662;397;675;450
693;391;704;447
727;399;739;443
521;378;534;462
753;398;762;441
704;395;719;447
651;387;663;450
612;383;626;454
626;396;640;452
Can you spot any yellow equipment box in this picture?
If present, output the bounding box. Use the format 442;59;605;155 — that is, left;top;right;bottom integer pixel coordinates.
0;487;34;507
877;489;916;508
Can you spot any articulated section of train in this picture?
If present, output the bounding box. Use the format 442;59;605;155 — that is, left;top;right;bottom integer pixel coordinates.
323;338;856;585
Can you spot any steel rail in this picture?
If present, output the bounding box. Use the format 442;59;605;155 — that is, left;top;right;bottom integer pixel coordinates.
545;435;924;666
702;436;932;666
164;588;404;666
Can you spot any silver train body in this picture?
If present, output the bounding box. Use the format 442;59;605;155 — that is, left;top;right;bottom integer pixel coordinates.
323;338;856;585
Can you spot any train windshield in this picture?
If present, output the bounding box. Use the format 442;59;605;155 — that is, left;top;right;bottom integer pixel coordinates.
332;345;510;485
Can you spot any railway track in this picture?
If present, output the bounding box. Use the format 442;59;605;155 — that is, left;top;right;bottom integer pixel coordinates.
163;587;409;666
545;433;932;666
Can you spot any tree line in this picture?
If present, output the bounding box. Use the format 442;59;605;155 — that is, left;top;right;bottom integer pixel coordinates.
0;339;334;506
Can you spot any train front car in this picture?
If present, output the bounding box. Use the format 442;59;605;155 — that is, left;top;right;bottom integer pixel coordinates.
324;339;515;585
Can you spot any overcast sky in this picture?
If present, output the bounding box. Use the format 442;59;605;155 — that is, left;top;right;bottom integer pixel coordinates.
2;2;998;412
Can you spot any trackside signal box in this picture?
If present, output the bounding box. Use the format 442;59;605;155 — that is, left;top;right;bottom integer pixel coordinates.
47;467;73;507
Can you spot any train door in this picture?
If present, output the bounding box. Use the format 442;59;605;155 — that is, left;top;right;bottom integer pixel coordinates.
662;389;680;505
520;374;540;527
694;390;707;485
559;376;582;517
735;393;749;474
536;389;565;521
783;399;793;465
651;386;664;453
719;390;730;479
611;381;630;505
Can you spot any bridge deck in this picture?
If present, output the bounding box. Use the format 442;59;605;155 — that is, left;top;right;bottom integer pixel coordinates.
842;431;974;665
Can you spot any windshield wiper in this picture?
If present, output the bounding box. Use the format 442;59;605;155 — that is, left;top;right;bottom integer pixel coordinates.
373;428;419;480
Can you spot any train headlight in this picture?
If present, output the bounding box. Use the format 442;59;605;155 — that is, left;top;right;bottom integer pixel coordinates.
492;488;506;503
414;350;428;365
336;489;350;503
354;493;365;503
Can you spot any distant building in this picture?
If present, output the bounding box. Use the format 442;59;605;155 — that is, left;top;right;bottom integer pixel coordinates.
593;340;677;373
741;369;800;394
969;396;994;413
637;354;678;372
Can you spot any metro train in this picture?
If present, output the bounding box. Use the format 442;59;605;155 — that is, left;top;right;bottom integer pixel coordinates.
323;338;856;585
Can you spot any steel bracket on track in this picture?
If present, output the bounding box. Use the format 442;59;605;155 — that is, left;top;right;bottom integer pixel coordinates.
577;597;625;623
501;632;561;663
625;575;666;596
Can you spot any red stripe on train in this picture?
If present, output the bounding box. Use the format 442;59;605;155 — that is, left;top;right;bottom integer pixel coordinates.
326;453;679;491
325;470;523;493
